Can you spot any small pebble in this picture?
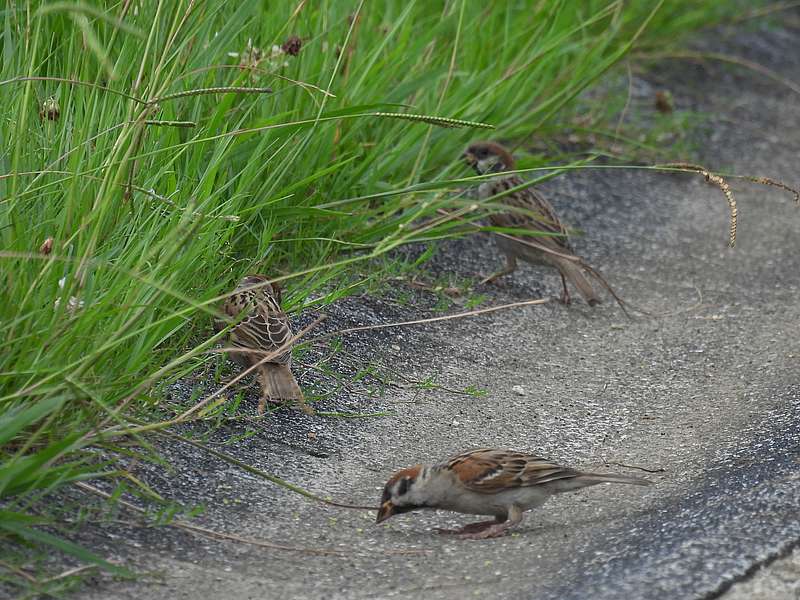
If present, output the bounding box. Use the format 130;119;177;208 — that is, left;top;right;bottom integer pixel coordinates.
512;385;526;396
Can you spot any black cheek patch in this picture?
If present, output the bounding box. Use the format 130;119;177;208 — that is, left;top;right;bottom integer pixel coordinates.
397;477;412;496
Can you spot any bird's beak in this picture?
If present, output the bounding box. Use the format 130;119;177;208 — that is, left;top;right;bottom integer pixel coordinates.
462;151;477;167
376;500;396;524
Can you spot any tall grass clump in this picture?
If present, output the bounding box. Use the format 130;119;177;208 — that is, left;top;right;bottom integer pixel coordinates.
0;0;757;585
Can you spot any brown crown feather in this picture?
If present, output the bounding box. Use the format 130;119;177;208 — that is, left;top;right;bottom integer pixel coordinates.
385;465;422;486
238;274;281;302
466;140;516;169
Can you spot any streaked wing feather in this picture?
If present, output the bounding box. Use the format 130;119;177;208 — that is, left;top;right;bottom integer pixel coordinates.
445;449;580;493
488;176;573;253
226;289;293;364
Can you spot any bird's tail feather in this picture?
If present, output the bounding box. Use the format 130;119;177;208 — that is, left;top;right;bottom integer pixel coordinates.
557;259;601;307
578;261;637;318
544;471;651;495
576;472;652;487
501;232;646;317
568;257;647;319
258;363;313;414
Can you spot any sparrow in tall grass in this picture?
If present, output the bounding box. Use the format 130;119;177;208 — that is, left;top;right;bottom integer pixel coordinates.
463;141;616;307
377;448;651;539
217;275;310;414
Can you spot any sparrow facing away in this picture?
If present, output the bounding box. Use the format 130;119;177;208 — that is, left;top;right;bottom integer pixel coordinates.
376;448;651;540
463;141;603;306
217;275;310;414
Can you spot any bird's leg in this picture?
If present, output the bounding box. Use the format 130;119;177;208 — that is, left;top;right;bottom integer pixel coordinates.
256;366;273;415
481;254;517;285
454;506;523;540
460;520;512;540
295;397;316;416
435;519;502;536
558;271;571;305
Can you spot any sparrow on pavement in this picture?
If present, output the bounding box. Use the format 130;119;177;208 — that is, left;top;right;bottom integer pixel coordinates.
376;448;651;539
463;141;614;307
217;275;310;414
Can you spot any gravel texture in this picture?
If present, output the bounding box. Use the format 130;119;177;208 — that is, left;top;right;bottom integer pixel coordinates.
70;16;800;600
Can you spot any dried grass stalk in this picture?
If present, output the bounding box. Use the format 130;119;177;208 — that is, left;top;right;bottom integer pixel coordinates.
744;175;800;204
663;162;738;247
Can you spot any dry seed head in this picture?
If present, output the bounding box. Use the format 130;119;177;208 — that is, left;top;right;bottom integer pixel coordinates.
40;96;60;121
371;112;493;129
745;176;800;204
704;172;737;248
54;296;85;314
655;91;674;114
282;35;302;56
662;163;738;248
39;237;54;255
239;39;263;71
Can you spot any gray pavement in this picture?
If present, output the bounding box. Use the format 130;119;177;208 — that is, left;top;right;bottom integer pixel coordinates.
725;549;800;600
78;18;800;600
